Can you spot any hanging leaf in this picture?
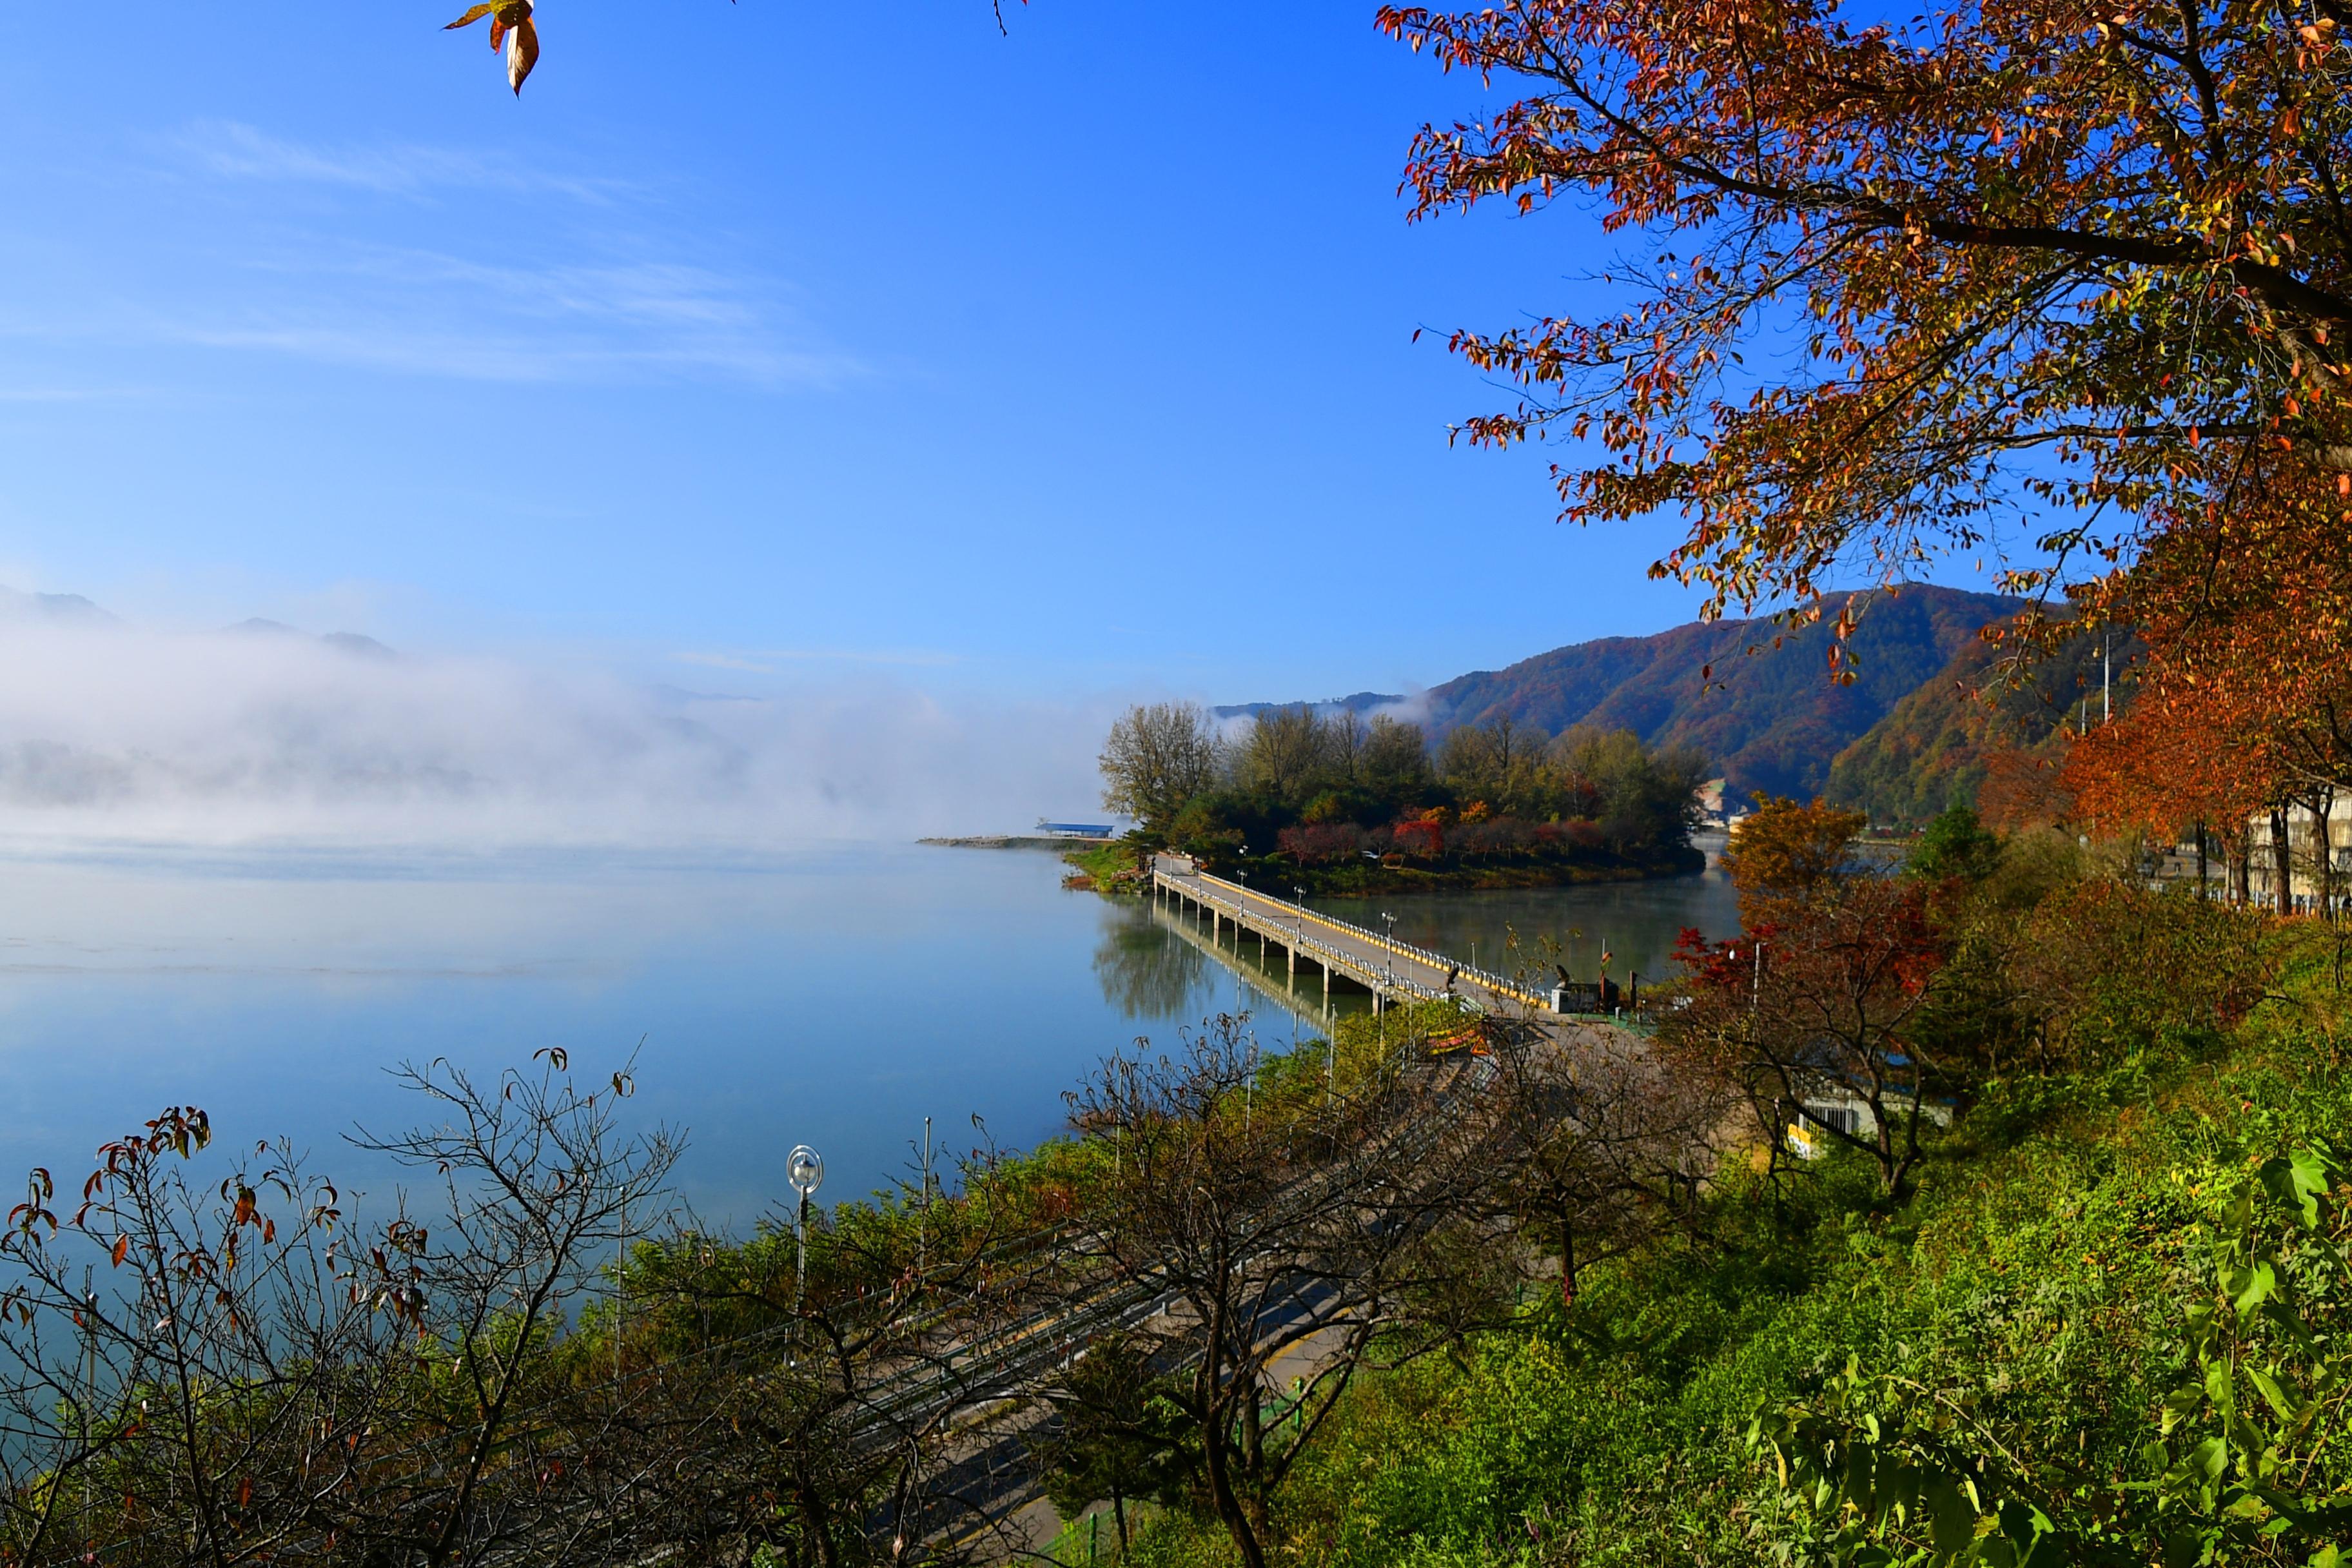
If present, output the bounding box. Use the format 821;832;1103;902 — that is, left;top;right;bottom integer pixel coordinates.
444;1;539;95
507;15;539;93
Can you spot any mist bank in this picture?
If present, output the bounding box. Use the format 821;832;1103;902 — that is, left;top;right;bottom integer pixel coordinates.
0;612;1112;851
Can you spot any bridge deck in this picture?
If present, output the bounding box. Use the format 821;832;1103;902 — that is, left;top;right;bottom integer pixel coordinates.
1150;854;1555;1016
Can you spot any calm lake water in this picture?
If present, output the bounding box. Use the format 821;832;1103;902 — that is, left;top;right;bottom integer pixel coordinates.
0;841;1740;1226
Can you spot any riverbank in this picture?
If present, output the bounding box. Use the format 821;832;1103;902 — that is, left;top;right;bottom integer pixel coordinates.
1061;840;1709;896
917;834;1099;852
1266;844;1707;896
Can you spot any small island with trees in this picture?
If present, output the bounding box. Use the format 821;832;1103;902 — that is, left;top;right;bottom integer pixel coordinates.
1078;700;1710;894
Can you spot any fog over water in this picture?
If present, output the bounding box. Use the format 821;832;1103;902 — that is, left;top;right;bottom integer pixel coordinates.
0;607;1110;848
0;605;1743;1226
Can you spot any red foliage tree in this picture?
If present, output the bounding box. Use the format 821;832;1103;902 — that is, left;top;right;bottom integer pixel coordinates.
1378;0;2352;685
1391;818;1445;859
1663;877;1951;1196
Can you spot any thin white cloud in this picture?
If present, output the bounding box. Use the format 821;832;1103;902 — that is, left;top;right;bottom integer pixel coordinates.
0;384;146;404
0;121;854;387
678;647;963;672
671;651;780;674
172;119;632;206
161;315;845;386
20;237;856;386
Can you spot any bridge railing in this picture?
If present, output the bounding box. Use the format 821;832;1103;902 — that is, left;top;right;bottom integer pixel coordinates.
1155;867;1449;1005
1153;861;1554;1012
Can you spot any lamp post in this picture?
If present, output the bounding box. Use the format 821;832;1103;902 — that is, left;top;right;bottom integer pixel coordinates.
1246;1029;1258;1129
1231;866;1248;966
917;1118;932;1275
787;1144;825;1304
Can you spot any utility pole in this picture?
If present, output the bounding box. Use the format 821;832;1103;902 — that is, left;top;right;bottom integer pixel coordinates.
918;1117;933;1275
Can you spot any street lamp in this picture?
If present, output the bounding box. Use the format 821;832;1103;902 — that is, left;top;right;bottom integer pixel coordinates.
787;1144;825;1303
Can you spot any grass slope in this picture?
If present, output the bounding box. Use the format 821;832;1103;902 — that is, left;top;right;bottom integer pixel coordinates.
1125;927;2352;1568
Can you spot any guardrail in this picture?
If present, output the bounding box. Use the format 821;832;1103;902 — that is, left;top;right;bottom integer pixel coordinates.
1155;863;1444;1005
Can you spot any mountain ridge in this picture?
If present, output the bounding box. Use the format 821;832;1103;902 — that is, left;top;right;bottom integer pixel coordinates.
1233;585;2026;805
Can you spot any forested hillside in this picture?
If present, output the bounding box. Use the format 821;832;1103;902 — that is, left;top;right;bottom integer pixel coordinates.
1823;630;2119;826
1236;586;2019;808
1427;585;2015;800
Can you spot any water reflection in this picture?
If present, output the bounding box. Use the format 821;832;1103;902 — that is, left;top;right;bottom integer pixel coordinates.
1133;896;1366;1032
1309;865;1743;992
1091;901;1211;1019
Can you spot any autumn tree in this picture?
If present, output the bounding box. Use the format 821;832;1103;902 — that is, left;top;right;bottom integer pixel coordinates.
1059;1016;1485;1568
1436;715;1538;801
2058;589;2352;914
1378;0;2352;864
1099;701;1222;834
1665;876;1952;1197
0;1057;681;1567
1328;707;1370;786
1378;0;2352;649
1558;724;1712;853
1721;795;1867;917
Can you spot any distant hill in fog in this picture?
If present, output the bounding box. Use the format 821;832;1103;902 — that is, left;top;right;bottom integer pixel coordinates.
0;585;113;625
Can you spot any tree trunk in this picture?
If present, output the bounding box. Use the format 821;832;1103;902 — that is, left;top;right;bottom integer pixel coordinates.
2196;820;2209;899
1199;1405;1266;1568
2317;794;2337;923
1194;1299;1267;1568
1558;1217;1578;1309
2273;807;2296;914
1240;1380;1269;1538
1113;1493;1128;1553
794;1466;841;1568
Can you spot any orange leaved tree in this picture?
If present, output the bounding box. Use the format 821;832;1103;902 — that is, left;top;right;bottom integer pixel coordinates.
1378;0;2352;656
1722;794;1867;921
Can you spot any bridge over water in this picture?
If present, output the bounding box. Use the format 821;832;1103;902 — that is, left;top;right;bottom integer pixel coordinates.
1150;852;1621;1021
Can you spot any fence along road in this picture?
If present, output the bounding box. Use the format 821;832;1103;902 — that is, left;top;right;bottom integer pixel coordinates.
1150;852;1559;1019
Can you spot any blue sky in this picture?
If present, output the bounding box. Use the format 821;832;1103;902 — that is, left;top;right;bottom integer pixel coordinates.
0;2;1785;708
